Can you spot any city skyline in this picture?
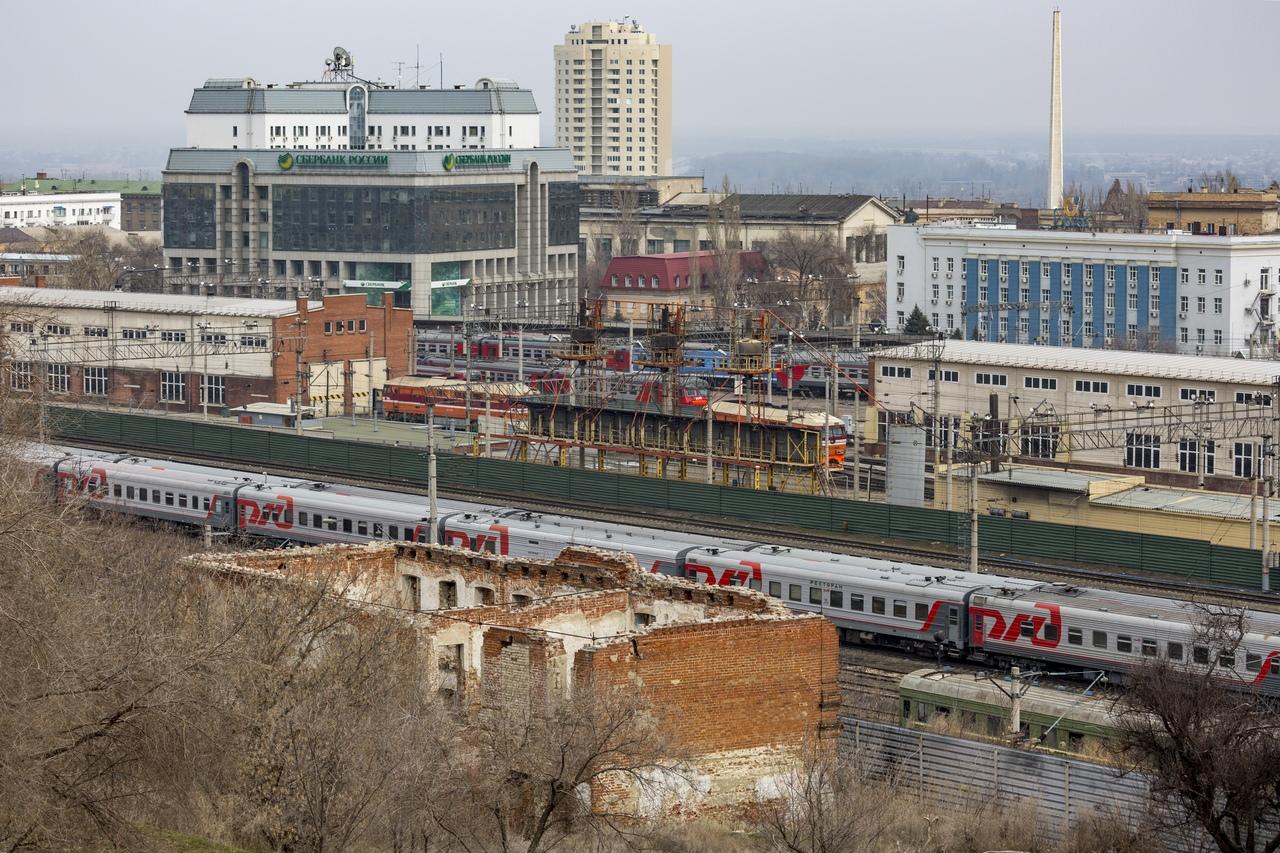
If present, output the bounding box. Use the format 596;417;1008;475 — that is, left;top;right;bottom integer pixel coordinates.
11;0;1280;151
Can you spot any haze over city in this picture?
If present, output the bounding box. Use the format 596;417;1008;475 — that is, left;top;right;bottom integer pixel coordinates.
10;3;1280;851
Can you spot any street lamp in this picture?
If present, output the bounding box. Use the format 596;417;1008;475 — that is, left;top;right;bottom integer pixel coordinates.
195;320;211;420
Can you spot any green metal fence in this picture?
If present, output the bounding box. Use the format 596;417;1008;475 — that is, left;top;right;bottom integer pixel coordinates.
47;406;1266;590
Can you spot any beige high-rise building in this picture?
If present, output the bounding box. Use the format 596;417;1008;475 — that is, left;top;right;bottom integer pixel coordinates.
554;20;672;176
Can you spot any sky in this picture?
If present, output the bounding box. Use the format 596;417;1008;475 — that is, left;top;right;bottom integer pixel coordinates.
9;0;1280;153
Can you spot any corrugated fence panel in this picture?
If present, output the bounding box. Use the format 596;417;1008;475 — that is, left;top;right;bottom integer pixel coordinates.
665;481;724;521
833;501;893;538
839;718;1160;848
718;488;786;523
388;447;428;485
301;436;350;473
889;504;957;544
1074;526;1143;570
1010;520;1078;561
1209;545;1263;588
616;476;672;511
439;457;479;489
346;442;393;480
229;429;272;466
1140;533;1211;581
977;515;1013;553
118;413;162;447
564;468;620;506
153;419;195;451
191;422;233;456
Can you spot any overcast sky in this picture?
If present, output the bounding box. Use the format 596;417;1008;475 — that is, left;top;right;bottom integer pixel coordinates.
11;0;1280;151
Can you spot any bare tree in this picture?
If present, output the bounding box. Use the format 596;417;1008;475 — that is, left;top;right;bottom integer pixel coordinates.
614;186;643;257
423;685;682;853
1115;604;1280;853
759;230;851;329
705;178;745;310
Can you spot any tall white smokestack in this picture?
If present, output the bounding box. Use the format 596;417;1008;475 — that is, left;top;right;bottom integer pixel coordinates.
1047;9;1063;210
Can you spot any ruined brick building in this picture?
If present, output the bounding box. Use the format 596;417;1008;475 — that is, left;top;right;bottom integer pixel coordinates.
193;541;840;815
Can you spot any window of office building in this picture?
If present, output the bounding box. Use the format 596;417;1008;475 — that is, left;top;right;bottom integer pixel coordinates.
47;364;69;393
272;184;519;254
83;367;108;396
202;375;226;406
160;371;185;402
1125;433;1160;469
1178;440;1215;475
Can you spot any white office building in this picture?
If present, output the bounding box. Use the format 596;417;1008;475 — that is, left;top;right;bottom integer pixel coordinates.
0;191;123;229
185;49;540;153
868;340;1277;485
887;223;1280;358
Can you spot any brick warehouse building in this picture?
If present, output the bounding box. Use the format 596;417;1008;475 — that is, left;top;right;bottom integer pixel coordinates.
0;287;411;415
194;542;840;815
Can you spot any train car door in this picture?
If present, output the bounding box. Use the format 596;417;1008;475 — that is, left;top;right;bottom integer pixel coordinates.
946;605;961;646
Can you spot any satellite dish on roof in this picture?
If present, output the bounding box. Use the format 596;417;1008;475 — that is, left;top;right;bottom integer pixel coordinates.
333;46;352;70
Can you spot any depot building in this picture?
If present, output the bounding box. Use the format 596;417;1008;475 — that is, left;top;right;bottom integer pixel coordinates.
161;147;580;320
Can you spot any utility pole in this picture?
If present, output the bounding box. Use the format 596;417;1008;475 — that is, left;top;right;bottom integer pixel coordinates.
428;402;438;542
851;301;862;501
517;325;524;383
368;326;378;432
705;401;714;484
293;331;306;437
969;415;981;573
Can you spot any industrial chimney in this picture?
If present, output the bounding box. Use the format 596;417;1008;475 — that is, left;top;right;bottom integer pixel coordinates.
1047;9;1063;211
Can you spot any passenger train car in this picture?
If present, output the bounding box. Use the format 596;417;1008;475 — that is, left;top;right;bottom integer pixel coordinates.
33;444;1280;696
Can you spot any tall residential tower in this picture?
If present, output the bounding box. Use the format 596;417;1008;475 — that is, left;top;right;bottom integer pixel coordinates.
554;20;672;175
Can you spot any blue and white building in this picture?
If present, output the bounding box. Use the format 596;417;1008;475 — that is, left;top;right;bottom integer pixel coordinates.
887;223;1280;358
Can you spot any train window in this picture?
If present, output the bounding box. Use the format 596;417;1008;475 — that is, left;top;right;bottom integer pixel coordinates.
767;582;781;598
112;484;122;498
152;490;161;503
313;514;323;529
1193;645;1209;665
1091;630;1107;649
748;577;761;591
164;492;174;506
1067;628;1082;645
283;509;292;524
126;486;135;500
850;594;864;612
1219;650;1236;669
373;523;383;538
829;590;843;608
1116;635;1132;653
325;516;337;531
872;597;885;615
915;602;928;621
416;528;429;543
893;600;907;619
202;497;210;511
390;525;400;540
342;519;353;533
788;584;801;602
298;511;308;527
808;588;821;605
1246;651;1263;672
1141;638;1158;657
1068;732;1085;752
357;520;369;536
178;494;188;508
1167;642;1184;661
1020;621;1034;638
1044;624;1059;642
902;699;911;719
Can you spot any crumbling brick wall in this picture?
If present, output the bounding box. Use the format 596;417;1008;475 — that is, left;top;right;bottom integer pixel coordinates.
575;614;840;814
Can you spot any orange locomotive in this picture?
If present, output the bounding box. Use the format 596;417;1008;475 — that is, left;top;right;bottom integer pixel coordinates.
381;376;535;422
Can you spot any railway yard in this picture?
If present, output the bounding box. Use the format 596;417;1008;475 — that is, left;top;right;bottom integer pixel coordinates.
23;316;1280;850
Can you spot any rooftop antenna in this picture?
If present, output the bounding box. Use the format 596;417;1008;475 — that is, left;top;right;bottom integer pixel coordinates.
414;44;422;88
394;60;405;89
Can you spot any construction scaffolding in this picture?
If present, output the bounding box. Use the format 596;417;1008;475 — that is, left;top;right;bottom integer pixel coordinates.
508;305;841;494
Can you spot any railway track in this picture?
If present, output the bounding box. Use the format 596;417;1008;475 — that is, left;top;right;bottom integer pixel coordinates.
65;438;1280;612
